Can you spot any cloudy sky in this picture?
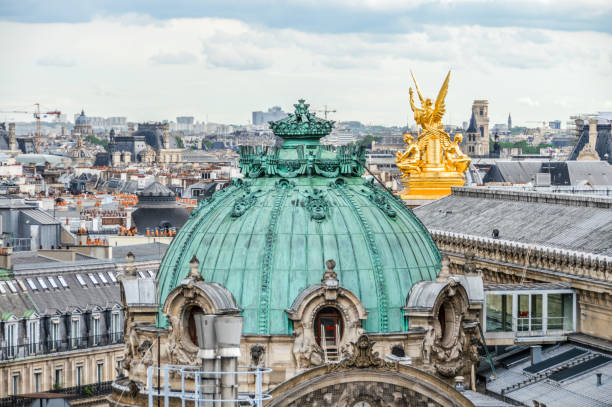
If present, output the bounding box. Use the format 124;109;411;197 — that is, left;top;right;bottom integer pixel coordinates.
1;0;611;127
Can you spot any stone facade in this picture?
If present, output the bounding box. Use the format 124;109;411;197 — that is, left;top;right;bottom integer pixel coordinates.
430;230;612;341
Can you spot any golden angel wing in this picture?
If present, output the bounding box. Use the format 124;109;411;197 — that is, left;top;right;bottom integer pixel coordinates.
410;70;425;105
432;71;451;123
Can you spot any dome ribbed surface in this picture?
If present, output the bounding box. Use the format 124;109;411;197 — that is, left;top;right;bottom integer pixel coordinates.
156;176;441;334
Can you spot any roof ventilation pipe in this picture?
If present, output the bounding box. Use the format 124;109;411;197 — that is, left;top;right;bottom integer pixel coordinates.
215;315;243;407
195;314;216;407
531;345;542;365
597;372;603;386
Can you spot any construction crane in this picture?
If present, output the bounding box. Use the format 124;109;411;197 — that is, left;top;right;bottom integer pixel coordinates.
315;105;337;120
0;104;61;153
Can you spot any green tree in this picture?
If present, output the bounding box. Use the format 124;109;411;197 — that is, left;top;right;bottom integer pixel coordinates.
174;135;184;149
85;135;109;151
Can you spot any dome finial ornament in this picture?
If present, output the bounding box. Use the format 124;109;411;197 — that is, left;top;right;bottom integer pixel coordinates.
268;99;334;146
322;259;338;289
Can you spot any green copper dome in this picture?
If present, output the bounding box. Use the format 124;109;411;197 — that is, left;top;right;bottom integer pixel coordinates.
156;100;441;334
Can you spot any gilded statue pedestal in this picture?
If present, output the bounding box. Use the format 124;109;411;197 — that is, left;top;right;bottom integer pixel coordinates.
400;168;467;200
396;71;471;202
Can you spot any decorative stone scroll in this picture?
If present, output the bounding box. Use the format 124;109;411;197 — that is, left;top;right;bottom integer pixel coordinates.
238;144;366;179
328;334;398;372
231;187;258;218
363;179;397;218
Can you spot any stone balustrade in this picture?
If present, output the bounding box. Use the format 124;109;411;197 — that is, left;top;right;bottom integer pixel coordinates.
430;229;611;283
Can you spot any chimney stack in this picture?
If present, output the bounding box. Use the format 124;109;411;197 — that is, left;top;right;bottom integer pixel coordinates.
0;246;13;270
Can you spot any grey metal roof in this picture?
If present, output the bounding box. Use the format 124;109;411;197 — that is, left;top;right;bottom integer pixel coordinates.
140;181;174;197
413;187;612;256
405;280;447;310
485;283;572;292
287;284;322;314
485;344;612;407
1;270;121;316
20;208;59;225
132;207;190;231
112;243;168;261
483;161;544;184
189;281;240;314
566;161;612;185
466;111;478;133
461;390;513;406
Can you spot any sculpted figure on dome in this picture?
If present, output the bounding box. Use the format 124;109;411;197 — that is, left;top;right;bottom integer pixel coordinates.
396;133;421;176
397;71;472;200
445;134;470;173
409;70;451;149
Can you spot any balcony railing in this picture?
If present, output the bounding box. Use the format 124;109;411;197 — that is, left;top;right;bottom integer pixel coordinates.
0;381;113;407
0;333;123;362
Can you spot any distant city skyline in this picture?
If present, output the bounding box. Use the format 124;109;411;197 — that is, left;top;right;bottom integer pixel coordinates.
0;0;611;127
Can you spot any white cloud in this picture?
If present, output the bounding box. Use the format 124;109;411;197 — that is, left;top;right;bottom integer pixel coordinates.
37;55;76;67
518;97;540;107
150;51;198;65
1;16;611;126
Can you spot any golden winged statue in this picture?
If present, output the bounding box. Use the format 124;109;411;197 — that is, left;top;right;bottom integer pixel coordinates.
409;70;451;151
396;70;471;200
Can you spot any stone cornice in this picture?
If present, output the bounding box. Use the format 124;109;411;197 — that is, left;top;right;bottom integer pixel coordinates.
430;229;611;283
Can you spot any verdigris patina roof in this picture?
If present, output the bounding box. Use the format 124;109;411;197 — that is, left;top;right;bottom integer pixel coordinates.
156;99;441;335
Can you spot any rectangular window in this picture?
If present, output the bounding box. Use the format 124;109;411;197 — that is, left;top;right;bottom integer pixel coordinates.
17;280;27;292
58;275;69;288
111;312;120;342
137;271;146;279
76;274;87;286
71;319;80;347
26;278;38;290
6;323;17;357
54;369;62;389
34;372;41;392
27;320;38;354
97;272;108;284
76;366;82;387
51;321;60;350
48;277;59;289
92;316;100;345
88;273;99;285
0;281;7;294
531;294;543;331
97;362;103;383
108;272;117;283
147;270;155;278
37;277;48;289
6;280;17;293
518;294;529;332
547;293;574;331
485;294;512;332
12;374;19;395
116;360;122;378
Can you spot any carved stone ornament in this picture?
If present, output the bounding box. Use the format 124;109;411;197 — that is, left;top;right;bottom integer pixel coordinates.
363;179;397;218
305;189;329;222
231;187;259;218
292;325;324;369
250;344;266;367
328;335;398;372
418;280;472;378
